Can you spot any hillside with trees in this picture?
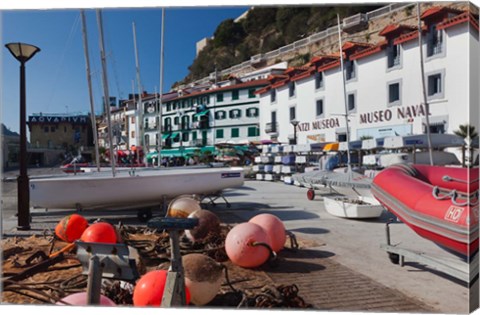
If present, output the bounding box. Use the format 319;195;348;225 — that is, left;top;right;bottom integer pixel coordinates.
177;5;382;87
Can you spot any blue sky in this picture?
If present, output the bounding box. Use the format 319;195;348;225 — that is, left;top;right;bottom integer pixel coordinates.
1;6;249;133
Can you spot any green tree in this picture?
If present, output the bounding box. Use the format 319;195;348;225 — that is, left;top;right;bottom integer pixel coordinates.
213;19;246;48
454;124;478;140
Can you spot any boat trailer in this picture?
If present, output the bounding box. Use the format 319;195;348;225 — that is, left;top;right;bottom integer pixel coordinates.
381;220;479;285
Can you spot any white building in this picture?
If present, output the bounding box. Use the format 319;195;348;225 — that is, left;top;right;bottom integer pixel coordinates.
257;6;479;146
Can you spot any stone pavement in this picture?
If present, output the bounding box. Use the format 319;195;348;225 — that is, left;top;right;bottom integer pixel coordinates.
1;168;476;313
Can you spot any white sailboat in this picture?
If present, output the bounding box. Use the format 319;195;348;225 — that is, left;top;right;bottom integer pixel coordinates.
29;9;244;213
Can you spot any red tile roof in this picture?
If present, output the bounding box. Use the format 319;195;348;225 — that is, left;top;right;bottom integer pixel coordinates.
421;6;463;20
350;42;387;61
437;11;479;32
379;24;417;37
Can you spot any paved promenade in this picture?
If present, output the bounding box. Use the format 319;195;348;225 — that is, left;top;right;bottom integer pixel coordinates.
1;167;477;313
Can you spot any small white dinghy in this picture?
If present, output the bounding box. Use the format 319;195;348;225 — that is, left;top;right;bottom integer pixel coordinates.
30;166;244;210
323;196;385;219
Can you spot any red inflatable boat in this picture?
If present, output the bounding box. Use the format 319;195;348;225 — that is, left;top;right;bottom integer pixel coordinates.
371;164;479;257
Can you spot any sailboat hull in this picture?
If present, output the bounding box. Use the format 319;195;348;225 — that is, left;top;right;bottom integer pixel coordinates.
29;167;244;210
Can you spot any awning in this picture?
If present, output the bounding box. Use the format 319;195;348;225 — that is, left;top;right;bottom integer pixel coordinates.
162;134;170;139
194;110;209;117
323;142;339;151
170;132;180;139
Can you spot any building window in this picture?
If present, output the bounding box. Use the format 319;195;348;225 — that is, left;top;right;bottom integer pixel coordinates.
131;131;135;138
216;93;223;102
316;99;324;117
315;72;324;89
388;81;401;106
387;42;401;68
173;133;180;143
164;117;172;130
345;60;356;80
216;129;224;139
182;132;189;142
248;126;259;137
64;126;67;133
289;106;296;121
231;128;240;138
44;126;49;133
288;82;295;97
131;117;135;124
229;109;241;119
427;24;443;57
248;88;256;98
347;93;356;112
174;116;179;125
246;107;259;117
270;89;276;103
192;131;197;140
215;110;226;120
427;71;444;100
232;90;239;100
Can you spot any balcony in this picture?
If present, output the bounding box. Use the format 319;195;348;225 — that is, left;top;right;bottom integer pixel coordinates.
265;122;279;134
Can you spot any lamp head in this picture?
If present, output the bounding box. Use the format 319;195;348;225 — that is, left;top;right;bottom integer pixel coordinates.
290;119;300;127
5;42;40;63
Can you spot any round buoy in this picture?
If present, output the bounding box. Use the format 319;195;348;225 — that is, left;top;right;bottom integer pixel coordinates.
133;269;190;306
55;214;89;243
249;213;286;252
167;196;202;218
183;253;223;306
185;209;221;243
80;222;117;244
225;222;272;268
56;292;116;306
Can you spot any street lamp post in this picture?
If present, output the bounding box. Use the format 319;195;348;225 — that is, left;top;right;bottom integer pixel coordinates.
290;119;299;145
5;42;41;231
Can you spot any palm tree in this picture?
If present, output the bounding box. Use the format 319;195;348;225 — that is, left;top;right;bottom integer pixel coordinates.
453;124;478;140
453;124;478;167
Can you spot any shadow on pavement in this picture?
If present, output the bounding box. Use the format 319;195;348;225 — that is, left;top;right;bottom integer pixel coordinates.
289;227;330;235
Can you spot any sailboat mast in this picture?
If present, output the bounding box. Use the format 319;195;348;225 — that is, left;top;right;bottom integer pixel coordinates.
132;22;144;164
80;10;101;172
96;9;116;176
157;8;165;168
417;3;434;166
337;14;352;173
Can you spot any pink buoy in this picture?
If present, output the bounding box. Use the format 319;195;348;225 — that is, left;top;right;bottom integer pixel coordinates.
249;213;286;252
56;292;116;306
225;222;272;268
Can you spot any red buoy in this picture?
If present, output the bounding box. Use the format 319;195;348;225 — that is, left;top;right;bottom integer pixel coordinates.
249;213;286;252
80;222;117;244
133;270;191;306
225;222;272;268
55;214;89;243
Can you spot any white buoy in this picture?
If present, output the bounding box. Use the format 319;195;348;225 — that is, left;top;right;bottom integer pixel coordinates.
183;253;224;306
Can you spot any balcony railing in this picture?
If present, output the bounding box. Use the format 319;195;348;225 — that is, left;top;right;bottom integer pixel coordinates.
265;122;278;134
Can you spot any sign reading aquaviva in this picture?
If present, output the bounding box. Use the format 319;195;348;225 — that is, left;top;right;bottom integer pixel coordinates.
28;115;89;124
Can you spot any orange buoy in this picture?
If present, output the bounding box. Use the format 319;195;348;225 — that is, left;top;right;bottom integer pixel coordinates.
249;213;286;252
56;292;116;306
185;209;221;243
80;222;117;244
55;214;89;243
133;270;191;306
167;196;201;218
225;222;272;268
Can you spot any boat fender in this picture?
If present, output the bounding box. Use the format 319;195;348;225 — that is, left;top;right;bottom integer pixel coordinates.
249;213;286;252
56;292;116;306
55;214;89;243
